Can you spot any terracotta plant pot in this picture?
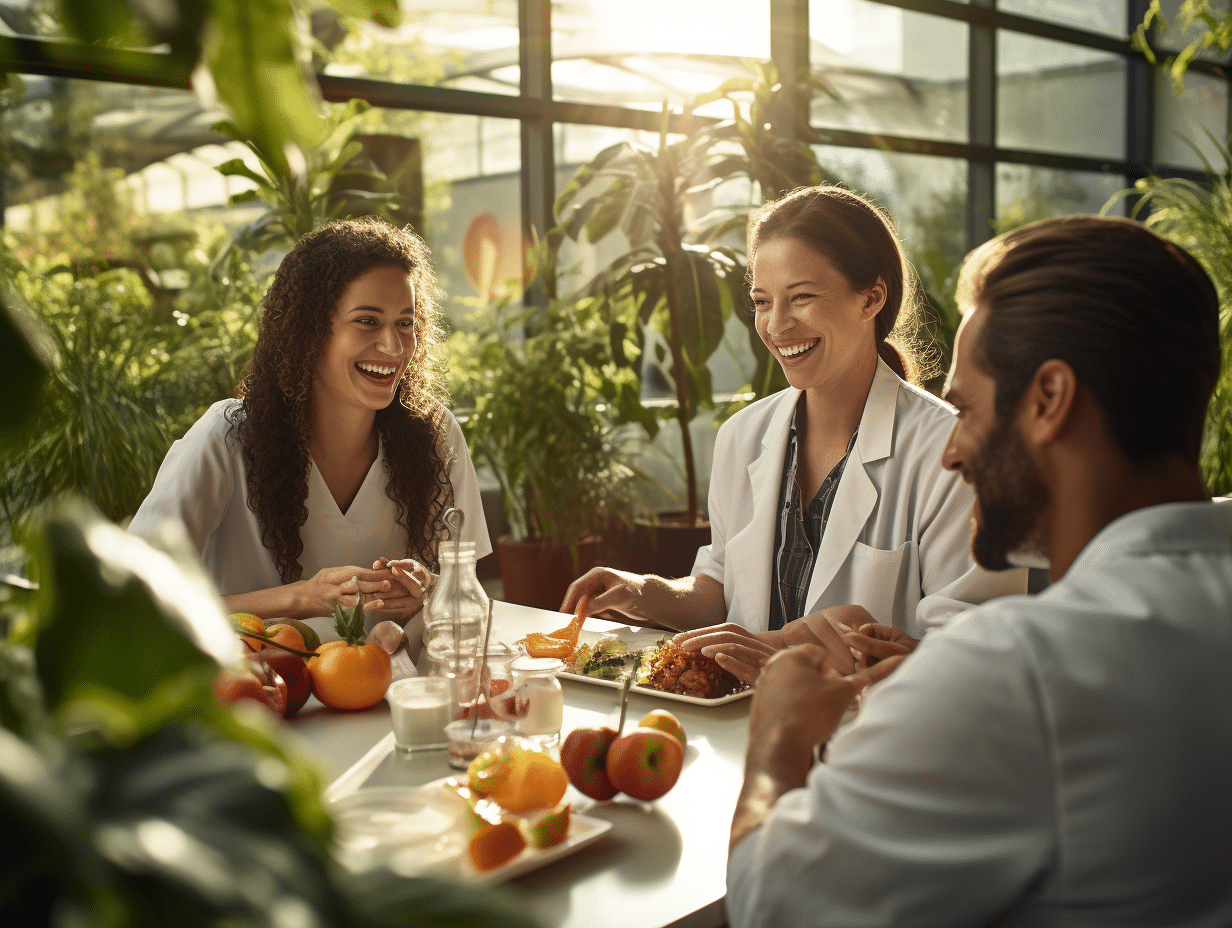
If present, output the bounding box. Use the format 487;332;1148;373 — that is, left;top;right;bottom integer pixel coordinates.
623;513;711;579
496;536;601;610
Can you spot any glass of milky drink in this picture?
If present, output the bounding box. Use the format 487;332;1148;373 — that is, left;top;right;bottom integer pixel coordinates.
387;677;452;753
507;656;565;752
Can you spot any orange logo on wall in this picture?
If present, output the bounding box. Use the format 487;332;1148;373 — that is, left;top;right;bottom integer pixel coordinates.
462;212;529;303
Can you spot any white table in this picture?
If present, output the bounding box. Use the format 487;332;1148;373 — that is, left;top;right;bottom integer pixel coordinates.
290;601;751;928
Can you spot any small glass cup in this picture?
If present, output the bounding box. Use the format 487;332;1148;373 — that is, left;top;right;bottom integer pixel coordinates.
387;677;451;753
444;718;514;769
508;655;565;751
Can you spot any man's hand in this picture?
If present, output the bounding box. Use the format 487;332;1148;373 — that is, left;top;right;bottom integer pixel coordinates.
842;621;918;670
730;644;892;852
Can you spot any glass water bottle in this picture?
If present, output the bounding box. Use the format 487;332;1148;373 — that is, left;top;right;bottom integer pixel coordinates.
421;540;489;675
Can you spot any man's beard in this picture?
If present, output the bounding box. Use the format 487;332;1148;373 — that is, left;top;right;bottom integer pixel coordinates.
967;415;1050;571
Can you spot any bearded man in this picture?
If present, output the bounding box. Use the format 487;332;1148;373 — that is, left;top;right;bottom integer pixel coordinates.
727;216;1232;927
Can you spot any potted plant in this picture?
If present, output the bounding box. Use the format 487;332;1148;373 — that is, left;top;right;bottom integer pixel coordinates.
548;105;750;574
449;296;649;608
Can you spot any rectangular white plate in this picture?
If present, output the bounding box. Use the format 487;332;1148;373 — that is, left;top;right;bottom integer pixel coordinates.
559;628;753;706
329;762;612;885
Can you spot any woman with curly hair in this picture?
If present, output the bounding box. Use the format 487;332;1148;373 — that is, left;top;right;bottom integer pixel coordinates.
131;217;490;626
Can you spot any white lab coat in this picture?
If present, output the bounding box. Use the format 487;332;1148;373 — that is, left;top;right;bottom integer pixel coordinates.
693;358;1025;637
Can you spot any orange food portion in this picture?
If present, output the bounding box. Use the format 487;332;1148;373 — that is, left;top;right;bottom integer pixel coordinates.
486;746;569;814
308;639;392;710
524;633;576;659
469;821;526;872
526;594;591;658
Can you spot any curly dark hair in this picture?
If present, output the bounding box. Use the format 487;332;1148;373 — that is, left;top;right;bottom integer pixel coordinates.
230;217;454;582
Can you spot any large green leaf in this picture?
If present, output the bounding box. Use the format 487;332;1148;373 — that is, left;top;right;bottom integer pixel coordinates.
0;299;47;448
29;499;237;730
205;0;327;176
325;0;402;29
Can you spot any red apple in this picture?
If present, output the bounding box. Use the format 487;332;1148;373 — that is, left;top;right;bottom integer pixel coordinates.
605;727;684;801
560;726;620;800
212;664;287;717
247;648;312;718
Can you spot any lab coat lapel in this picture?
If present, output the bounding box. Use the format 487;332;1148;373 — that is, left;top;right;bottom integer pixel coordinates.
803;359;899;611
736;390;799;630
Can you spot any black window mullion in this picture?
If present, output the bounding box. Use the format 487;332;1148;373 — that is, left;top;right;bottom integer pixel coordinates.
968;0;995;249
518;0;554;306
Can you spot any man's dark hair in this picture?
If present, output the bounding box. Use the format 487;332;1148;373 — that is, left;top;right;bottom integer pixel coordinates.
956;215;1221;463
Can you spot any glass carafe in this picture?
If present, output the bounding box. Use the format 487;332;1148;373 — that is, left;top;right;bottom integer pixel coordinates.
421;540;489;676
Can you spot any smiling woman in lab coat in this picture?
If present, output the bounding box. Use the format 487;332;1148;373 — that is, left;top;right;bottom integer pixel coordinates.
563;186;1024;666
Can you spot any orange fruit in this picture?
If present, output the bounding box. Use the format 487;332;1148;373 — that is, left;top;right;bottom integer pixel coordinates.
231;612;267;652
486;746;569;814
307;639;392;710
469;821;526;872
265;623;306;654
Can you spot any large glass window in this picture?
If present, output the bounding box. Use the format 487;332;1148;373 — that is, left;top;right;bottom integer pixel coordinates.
809;0;968;142
550;0;771;110
323;2;521;94
997;31;1126;158
1155;68;1230;170
998;0;1128;38
995;164;1128;233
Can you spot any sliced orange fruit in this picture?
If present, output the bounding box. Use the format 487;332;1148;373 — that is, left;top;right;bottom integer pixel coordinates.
469;821;526;872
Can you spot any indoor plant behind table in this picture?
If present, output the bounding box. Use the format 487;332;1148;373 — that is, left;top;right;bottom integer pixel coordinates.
449;297;650;609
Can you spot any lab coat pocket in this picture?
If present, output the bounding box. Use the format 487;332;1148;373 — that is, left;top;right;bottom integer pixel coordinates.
847;540;917;628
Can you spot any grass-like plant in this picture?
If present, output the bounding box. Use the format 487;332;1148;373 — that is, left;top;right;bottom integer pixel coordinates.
1110;134;1232;495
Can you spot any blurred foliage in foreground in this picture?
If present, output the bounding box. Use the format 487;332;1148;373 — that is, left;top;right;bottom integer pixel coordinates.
0;299;540;926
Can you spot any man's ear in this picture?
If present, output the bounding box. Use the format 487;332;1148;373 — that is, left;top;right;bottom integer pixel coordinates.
1021;359;1077;444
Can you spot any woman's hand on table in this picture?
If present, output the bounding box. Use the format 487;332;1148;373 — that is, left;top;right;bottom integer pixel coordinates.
561;569;727;631
673;624;780;685
368;557;436;621
297;565;400;617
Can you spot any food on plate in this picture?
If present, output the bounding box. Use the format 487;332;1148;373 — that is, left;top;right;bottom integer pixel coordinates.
638;708;686;750
643;639;745;699
307;599;392;711
529;802;572;850
524;593;591;658
469;820;526;872
467;740;569;814
247;648;312;717
559;726;620;800
605;726;685;801
211;662;287;716
567;637;633;680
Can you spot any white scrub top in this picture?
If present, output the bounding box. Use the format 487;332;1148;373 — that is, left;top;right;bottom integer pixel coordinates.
129;399;491;598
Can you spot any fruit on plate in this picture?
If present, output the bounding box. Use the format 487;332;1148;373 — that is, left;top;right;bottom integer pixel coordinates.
307;597;392;710
468;741;568;814
559;726;620;801
528;802;571;850
605;726;685;801
212;663;287;716
469;820;526;872
246;648;312;717
638;708;686;751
